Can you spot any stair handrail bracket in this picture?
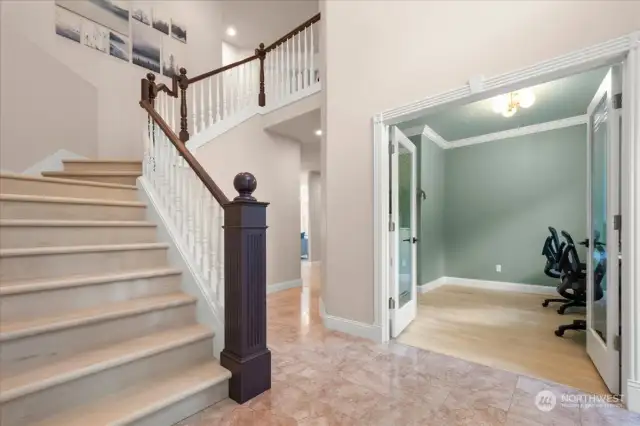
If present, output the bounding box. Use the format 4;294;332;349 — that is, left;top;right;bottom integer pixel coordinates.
139;75;271;403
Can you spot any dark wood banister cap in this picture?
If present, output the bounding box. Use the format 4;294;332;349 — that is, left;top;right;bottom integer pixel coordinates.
139;100;230;206
264;12;320;52
188;54;259;85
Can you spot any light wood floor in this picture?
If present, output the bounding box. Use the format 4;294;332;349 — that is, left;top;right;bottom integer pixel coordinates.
396;284;609;395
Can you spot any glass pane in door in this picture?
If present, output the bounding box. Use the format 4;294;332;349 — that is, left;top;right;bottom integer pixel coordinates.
590;96;608;343
397;145;413;308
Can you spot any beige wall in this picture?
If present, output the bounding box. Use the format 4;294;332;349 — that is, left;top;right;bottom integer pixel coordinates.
195;115;302;286
308;171;322;261
0;0;222;172
321;0;640;323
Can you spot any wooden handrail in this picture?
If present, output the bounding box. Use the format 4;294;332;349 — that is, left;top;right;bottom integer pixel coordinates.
139;100;230;206
188;54;259;85
264;12;320;52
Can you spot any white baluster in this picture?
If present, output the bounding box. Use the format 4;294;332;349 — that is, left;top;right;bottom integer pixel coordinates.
201;193;210;281
310;24;315;84
200;82;205;131
217;204;224;301
304;27;308;88
208;78;214;127
297;33;302;92
285;39;291;95
191;83;198;135
216;74;222;122
236;68;241;113
194;183;202;270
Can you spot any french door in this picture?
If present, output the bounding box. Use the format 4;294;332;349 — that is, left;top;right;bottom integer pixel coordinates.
390;127;418;338
586;66;622;394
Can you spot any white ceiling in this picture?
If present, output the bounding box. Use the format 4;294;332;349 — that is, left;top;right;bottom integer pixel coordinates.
220;0;319;50
398;66;609;142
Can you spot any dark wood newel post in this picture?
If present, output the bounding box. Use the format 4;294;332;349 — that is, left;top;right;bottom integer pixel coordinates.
220;172;271;403
256;43;266;107
177;67;190;143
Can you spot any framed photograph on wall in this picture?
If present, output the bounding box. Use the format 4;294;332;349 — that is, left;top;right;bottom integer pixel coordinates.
151;4;170;35
131;1;151;26
83;20;109;53
170;18;186;44
162;37;184;78
55;6;82;43
56;0;130;36
132;20;160;72
109;31;130;62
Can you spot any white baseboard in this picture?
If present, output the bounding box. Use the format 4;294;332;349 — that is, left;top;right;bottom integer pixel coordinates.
267;278;302;294
418;276;557;296
319;298;382;343
22;149;86;176
628;380;640;414
418;276;448;293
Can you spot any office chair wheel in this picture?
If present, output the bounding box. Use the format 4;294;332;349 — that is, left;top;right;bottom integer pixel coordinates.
557;306;566;315
555;329;564;337
542;300;550;307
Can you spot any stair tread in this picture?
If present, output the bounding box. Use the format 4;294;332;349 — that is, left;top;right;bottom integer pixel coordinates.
0;242;168;257
31;361;230;426
0;324;213;402
0;172;137;189
0;193;145;207
0;219;155;227
63;160;142;164
0;268;181;295
42;171;141;177
0;293;196;341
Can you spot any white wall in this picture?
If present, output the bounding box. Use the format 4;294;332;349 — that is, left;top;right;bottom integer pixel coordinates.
300;172;309;235
308;171;322;261
195;115;302;287
320;0;640;323
222;41;254;66
0;0;222;172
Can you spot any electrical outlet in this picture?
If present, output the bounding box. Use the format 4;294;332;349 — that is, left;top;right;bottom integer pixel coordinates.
496;264;502;273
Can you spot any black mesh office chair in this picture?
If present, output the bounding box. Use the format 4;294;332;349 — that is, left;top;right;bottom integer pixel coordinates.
541;228;583;313
541;226;565;280
554;241;605;337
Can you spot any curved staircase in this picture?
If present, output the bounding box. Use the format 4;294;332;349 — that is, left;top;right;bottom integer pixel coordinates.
0;160;230;426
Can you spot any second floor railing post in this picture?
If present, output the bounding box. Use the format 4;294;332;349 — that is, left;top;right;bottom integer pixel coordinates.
256;43;266;107
220;172;271;403
178;67;190;143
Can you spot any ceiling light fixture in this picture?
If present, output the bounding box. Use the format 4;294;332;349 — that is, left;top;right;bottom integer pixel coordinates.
492;88;535;117
314;129;322;136
226;26;237;37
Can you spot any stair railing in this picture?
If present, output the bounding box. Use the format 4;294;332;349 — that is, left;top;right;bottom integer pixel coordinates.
139;78;271;404
150;13;320;145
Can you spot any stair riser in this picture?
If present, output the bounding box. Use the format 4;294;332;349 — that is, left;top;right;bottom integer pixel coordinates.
0;247;168;282
0;200;146;221
0;274;181;321
0;226;157;249
42;174;139;185
1;338;212;426
1;303;196;375
0;177;137;201
63;162;142;173
133;381;228;426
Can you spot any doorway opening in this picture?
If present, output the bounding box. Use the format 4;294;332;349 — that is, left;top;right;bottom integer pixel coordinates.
386;63;626;397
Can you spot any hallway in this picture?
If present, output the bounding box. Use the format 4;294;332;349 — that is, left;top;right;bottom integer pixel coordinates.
177;263;639;425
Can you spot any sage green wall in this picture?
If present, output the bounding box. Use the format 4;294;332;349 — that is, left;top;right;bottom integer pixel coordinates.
442;125;587;286
417;135;446;284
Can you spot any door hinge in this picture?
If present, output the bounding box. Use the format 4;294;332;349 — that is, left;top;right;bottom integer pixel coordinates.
614;334;621;352
389;142;395;155
389;297;395;309
389;221;395;232
614;214;622;231
613;93;622;109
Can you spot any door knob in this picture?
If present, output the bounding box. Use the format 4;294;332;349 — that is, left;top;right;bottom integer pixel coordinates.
402;237;419;243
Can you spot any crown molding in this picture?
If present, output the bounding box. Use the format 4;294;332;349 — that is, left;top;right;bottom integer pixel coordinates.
445;114;587;149
421;124;448;149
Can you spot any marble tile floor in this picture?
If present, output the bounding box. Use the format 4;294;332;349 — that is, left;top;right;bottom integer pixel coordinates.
177;264;640;425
